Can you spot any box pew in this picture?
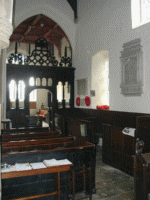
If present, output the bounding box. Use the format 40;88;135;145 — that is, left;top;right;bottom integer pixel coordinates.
134;138;150;200
2;140;96;200
102;124;136;175
57;108;150;175
67;117;96;144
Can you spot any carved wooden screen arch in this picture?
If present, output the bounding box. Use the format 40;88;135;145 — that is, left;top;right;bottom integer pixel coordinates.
6;38;75;130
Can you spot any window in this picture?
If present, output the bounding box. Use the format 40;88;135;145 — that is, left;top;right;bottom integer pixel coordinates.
9;77;37;109
9;80;25;102
91;51;109;108
132;0;150;28
57;82;63;102
9;80;17;102
18;80;25;101
29;77;37;102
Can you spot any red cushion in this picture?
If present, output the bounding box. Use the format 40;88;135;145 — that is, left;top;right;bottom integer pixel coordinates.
76;97;80;106
85;96;90;106
39;109;47;116
39;114;45;117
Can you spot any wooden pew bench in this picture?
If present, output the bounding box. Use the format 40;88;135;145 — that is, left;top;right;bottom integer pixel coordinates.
2;140;96;200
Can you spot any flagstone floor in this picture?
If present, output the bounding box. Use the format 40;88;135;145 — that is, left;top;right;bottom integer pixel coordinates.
91;149;134;200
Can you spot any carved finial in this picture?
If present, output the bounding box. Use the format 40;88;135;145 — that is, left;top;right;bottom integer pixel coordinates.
136;138;145;155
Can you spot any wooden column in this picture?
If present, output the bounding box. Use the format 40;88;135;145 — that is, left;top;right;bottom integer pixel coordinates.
48;91;52;129
24;78;30;116
70;79;74;108
52;79;58;131
6;81;10;110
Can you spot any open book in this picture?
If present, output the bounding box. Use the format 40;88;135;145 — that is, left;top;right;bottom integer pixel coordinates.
15;163;32;171
43;159;72;167
30;162;46;169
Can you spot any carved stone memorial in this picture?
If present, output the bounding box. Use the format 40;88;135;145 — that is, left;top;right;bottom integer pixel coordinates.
120;38;143;95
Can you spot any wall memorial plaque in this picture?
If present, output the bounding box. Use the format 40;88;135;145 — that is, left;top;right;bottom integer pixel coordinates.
120;38;143;95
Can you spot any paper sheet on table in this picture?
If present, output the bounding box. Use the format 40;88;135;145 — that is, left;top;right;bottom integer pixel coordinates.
30;162;46;169
122;127;136;137
1;168;10;173
15;163;32;171
9;165;16;171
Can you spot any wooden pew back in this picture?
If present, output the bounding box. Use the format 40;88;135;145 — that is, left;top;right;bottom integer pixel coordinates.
2;140;76;155
2;131;61;142
134;138;150;200
1;127;50;134
2;136;74;147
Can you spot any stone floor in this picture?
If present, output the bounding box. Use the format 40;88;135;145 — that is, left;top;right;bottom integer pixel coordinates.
91;149;134;200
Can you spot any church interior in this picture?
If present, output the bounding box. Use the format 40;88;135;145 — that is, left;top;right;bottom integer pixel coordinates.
1;0;150;199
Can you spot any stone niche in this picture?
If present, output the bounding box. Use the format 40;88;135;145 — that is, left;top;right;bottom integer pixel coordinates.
120;38;143;95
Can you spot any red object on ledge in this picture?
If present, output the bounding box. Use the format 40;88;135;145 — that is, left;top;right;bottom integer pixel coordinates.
76;97;80;106
96;105;109;110
85;96;90;106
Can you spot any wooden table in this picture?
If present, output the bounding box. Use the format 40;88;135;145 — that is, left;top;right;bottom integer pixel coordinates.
2;164;73;200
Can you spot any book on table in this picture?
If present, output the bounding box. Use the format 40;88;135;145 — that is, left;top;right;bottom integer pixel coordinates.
30;162;46;169
43;159;72;167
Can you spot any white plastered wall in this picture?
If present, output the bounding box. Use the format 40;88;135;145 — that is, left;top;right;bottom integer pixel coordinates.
74;0;150;113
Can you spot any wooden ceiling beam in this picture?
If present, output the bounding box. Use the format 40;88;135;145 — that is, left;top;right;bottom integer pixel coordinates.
67;0;77;21
44;24;58;38
18;14;42;42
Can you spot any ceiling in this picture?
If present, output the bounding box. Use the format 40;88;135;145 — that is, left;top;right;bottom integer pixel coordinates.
10;0;78;47
9;0;78;56
10;14;70;49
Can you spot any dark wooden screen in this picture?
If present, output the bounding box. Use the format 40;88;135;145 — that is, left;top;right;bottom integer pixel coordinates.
6;64;75;129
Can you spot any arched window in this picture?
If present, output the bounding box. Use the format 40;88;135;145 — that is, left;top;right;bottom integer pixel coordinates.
18;80;25;101
91;51;109;108
29;77;37;102
9;80;17;102
57;82;63;102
